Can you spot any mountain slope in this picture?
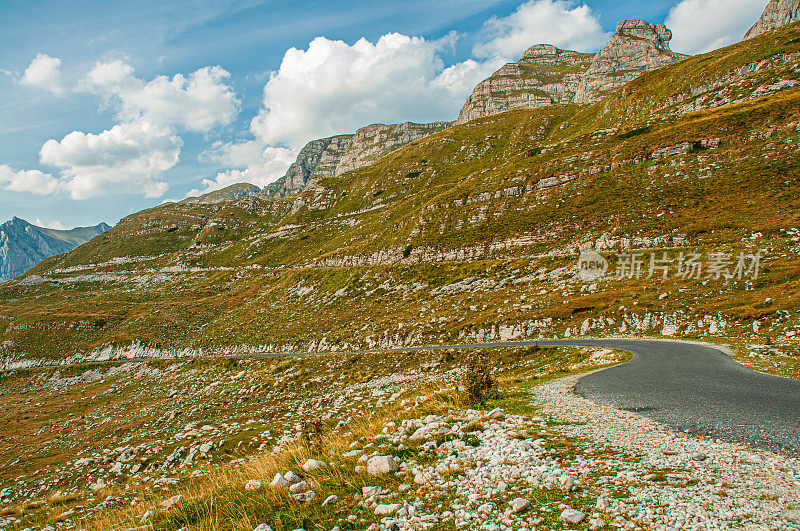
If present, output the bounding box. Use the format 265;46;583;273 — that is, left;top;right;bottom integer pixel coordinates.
0;218;110;283
745;0;800;39
1;23;799;366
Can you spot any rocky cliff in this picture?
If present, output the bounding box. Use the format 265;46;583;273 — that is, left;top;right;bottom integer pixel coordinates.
456;21;684;122
0;218;110;282
744;0;800;40
456;44;593;124
268;122;451;197
335;121;451;176
182;183;260;205
574;20;684;104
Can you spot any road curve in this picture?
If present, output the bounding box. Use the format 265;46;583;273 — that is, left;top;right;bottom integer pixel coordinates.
538;339;800;457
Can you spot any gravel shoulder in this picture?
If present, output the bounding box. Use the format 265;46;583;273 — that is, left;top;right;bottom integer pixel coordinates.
533;372;800;529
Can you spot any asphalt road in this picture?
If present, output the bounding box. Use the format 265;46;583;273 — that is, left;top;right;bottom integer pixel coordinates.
15;337;800;455
538;339;800;457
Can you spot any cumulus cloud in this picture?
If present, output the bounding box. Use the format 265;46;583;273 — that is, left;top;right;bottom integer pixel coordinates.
39;120;183;199
190;143;295;196
666;0;767;54
473;0;609;59
34;218;66;230
249;33;499;150
0;165;60;195
20;53;66;95
84;61;239;132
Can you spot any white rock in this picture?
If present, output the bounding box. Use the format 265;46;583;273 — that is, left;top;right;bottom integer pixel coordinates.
509;498;531;514
302;459;325;473
375;503;402;516
560;507;586;524
160;494;183;510
362;486;381;497
270;473;288;488
252;525;273;531
322;495;338;506
367;455;399;475
289;480;308;494
244;479;262;491
596;496;610;511
284;471;302;485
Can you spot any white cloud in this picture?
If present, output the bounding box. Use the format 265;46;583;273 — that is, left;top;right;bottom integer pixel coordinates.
0;165;60;195
473;0;609;59
191;143;295;196
84;61;239;132
666;0;767;54
39;120;183;199
20;53;66;96
34;218;66;230
249;33;498;150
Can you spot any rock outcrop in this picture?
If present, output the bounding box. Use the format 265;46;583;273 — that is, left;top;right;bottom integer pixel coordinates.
270;135;355;198
456;45;593;124
574;20;684;104
335;121;450;176
744;0;800;40
181;183;260;205
0;218;110;282
268;121;450;197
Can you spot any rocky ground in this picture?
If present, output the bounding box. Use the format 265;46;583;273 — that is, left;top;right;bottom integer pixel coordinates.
2;344;799;531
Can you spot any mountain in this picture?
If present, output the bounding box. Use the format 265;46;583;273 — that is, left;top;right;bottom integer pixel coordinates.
745;0;800;39
573;20;684;103
455;45;594;124
181;183;261;205
267;20;683;198
456;20;683;124
1;20;799;366
266;121;451;198
0;218;110;282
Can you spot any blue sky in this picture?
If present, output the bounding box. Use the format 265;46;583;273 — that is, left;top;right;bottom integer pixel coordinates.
0;0;766;229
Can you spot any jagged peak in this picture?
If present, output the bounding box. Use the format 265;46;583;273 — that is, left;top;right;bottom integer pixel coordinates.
613;20;673;50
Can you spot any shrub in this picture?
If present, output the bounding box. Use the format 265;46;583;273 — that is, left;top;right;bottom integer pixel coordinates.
463;350;500;404
300;417;326;455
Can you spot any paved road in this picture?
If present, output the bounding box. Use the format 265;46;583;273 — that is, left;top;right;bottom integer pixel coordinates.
15;337;800;455
538;339;800;457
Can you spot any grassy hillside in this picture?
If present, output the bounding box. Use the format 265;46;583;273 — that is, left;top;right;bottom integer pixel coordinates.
0;24;799;370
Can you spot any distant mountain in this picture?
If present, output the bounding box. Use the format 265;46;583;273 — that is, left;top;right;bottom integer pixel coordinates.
0;217;110;282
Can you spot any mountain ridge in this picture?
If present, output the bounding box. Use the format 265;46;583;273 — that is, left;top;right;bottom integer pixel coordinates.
0;217;110;283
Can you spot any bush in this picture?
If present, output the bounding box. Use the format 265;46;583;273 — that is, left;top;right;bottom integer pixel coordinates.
463;350;500;404
300;417;326;455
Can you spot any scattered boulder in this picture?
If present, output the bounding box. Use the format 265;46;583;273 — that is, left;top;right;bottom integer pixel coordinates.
270;473;288;488
560;507;586;524
302;459;325;473
322;494;339;506
509;497;531;514
284;471;302;485
374;503;403;516
159;494;183;510
367;455;399;475
252;525;273;531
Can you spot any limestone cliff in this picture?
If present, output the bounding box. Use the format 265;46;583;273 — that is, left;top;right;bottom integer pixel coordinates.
335;121;451;176
574;20;684;104
268;121;450;197
455;45;593;124
744;0;800;40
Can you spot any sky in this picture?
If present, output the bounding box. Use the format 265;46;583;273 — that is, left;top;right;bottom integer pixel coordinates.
0;0;768;229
